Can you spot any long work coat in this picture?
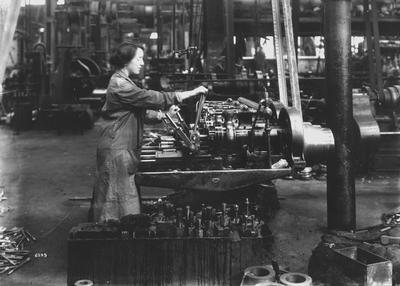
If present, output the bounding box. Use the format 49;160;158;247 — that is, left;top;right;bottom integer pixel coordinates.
90;70;180;222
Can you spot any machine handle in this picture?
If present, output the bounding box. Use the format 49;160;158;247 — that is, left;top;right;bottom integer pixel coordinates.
164;113;196;151
193;93;206;132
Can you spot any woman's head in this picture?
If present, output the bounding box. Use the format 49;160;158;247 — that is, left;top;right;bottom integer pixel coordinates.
110;42;144;75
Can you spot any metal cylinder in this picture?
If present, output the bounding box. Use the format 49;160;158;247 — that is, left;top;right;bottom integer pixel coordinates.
243;265;276;284
238;97;259;110
303;123;335;165
324;0;355;230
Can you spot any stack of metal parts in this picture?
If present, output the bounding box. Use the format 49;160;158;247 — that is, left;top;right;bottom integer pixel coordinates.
68;197;274;285
68;205;273;285
140;135;185;164
0;227;35;275
140;198;270;239
382;207;400;226
70;198;270;240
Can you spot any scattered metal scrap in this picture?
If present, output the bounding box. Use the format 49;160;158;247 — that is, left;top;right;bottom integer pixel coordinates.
382;206;400;226
0;227;35;275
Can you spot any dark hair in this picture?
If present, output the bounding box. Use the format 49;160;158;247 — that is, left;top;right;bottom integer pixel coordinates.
109;42;144;69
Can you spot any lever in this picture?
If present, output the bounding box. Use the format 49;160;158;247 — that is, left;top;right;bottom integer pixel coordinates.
194;93;206;133
176;112;190;135
164;113;196;151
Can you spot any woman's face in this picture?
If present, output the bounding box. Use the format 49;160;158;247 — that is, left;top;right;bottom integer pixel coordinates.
127;48;144;75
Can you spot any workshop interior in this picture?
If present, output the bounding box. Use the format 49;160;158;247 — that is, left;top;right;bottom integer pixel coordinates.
0;0;400;285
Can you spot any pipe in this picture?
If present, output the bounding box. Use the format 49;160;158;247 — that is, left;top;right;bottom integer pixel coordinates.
325;0;355;230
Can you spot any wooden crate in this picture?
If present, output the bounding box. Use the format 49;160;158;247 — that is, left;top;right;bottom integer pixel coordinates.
68;235;272;285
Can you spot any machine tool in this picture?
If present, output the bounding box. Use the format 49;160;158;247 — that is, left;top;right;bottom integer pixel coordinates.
136;93;334;192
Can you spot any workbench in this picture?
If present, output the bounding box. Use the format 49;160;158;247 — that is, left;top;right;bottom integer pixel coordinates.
67;224;273;286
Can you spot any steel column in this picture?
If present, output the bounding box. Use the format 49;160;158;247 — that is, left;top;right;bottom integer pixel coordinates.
223;0;234;77
172;0;176;51
203;0;225;73
325;0;355;230
189;0;194;47
156;0;162;60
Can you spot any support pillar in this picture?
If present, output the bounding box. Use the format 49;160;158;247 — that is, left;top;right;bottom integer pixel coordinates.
324;0;356;230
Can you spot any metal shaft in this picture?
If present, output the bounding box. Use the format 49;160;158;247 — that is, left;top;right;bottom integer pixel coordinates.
325;0;355;230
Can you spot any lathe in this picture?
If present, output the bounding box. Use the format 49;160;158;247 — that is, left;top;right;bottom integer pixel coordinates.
135;93;335;192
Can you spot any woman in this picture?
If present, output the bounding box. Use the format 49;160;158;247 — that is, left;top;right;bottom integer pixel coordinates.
89;42;207;222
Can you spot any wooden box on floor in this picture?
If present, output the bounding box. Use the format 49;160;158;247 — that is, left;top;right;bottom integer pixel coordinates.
67;231;272;285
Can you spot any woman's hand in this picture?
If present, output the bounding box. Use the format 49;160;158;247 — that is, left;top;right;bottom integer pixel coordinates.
176;85;208;101
192;86;208;96
166;105;180;118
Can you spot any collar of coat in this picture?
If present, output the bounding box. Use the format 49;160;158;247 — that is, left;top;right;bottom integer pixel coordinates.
115;70;144;88
115;69;135;86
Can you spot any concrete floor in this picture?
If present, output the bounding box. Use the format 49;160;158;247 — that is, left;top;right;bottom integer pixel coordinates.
0;123;399;285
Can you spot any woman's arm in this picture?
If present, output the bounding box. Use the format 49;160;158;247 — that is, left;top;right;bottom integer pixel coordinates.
111;77;178;110
175;88;205;101
110;76;207;110
144;110;163;124
144;105;181;124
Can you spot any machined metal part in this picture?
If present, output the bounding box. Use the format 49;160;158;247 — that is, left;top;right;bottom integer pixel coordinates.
278;107;305;162
352;91;381;170
278;107;334;167
332;247;392;285
7;257;31;275
303;123;335;165
377;85;400;108
388;87;399;105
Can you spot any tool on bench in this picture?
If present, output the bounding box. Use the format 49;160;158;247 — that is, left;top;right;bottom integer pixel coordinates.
381;234;400;245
